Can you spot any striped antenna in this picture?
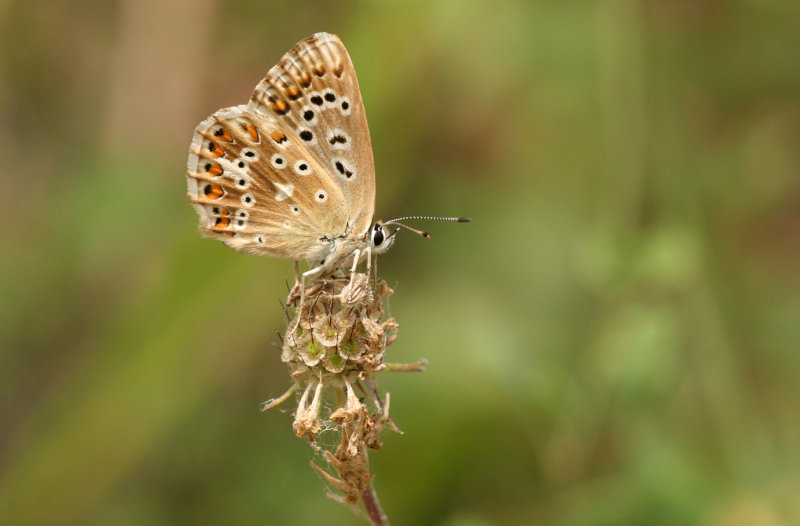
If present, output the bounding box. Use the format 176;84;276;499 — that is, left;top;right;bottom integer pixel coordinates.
382;216;471;239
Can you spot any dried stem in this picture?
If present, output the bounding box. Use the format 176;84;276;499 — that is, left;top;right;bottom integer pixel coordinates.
361;482;390;526
385;359;428;372
259;384;296;410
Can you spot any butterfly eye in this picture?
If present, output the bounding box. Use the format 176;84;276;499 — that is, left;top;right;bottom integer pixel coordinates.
293;160;312;175
270;154;287;169
372;224;385;247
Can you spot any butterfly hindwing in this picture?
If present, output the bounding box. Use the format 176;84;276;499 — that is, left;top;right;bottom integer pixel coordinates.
186;104;348;260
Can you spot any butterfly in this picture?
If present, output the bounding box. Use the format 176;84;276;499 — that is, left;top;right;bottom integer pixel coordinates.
186;33;468;277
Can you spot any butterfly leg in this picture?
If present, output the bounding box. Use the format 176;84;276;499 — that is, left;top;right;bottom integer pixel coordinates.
302;263;325;278
350;248;362;275
339;248;372;304
361;246;376;288
288;261;307;339
363;246;372;276
347;246;371;274
287;261;304;306
348;247;373;284
342;248;362;299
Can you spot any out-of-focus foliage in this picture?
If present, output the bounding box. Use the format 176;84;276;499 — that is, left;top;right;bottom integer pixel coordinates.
2;1;800;525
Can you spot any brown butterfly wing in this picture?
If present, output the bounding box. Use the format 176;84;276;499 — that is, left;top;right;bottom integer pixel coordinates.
186;33;375;262
248;32;376;236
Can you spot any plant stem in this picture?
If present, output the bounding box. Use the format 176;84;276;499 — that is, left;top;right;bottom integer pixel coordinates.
361;482;389;526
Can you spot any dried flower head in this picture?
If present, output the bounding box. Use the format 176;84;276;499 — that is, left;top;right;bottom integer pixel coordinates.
263;267;423;523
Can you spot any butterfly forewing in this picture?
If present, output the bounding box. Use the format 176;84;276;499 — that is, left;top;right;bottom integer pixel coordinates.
248;32;376;236
186;33;374;262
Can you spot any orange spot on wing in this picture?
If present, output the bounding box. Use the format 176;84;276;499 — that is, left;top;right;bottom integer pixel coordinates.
219;208;230;217
270;131;287;144
299;73;311;88
212;216;235;236
313;65;325;77
207;141;223;158
204;183;224;200
286;86;301;99
334;63;344;77
271;100;289;115
246;124;259;142
208;163;223;176
213;127;233;142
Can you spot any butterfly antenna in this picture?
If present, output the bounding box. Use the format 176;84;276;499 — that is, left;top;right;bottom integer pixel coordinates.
384;216;471;225
390;222;432;239
383;216;471;239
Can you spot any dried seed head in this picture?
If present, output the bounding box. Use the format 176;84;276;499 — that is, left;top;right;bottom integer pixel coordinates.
281;273;397;378
267;269;421;508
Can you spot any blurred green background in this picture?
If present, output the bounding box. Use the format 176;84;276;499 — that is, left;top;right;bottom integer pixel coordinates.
3;1;800;524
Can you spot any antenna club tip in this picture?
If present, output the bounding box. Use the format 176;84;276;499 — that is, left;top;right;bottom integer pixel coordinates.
423;232;432;239
457;217;472;222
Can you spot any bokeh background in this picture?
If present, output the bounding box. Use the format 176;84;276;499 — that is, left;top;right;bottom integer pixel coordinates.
3;1;800;524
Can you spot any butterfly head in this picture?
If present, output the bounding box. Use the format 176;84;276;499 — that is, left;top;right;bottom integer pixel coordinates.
367;215;470;257
370;222;396;255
